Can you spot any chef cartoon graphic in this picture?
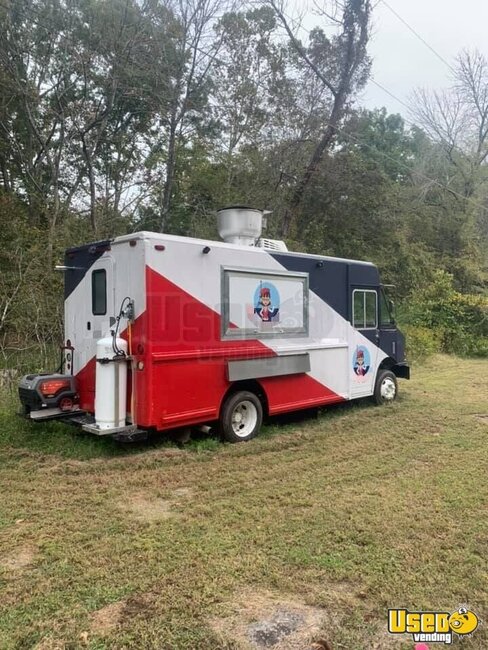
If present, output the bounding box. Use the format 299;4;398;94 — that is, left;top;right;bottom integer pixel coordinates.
353;345;370;378
254;283;280;322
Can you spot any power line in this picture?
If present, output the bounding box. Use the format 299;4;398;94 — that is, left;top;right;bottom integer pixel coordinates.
379;0;456;75
255;6;486;211
369;78;410;113
275;6;478;165
275;7;413;111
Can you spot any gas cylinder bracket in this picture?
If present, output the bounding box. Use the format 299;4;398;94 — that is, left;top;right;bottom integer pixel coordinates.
81;422;141;437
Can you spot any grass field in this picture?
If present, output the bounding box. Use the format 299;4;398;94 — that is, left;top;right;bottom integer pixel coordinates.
0;355;487;649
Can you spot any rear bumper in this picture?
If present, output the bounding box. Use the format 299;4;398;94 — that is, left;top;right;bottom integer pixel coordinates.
393;362;410;380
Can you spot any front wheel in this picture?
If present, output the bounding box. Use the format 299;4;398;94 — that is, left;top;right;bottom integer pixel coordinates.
373;370;398;405
219;391;263;443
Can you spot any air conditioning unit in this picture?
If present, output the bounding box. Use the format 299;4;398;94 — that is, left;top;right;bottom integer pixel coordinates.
256;238;288;252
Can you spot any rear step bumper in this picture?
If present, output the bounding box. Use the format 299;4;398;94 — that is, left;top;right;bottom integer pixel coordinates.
81;421;147;442
25;407;85;421
22;409;147;441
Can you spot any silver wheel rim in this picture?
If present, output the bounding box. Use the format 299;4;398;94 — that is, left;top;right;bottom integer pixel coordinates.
380;377;396;401
231;400;258;438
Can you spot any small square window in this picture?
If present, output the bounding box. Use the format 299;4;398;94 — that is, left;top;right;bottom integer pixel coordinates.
92;269;107;315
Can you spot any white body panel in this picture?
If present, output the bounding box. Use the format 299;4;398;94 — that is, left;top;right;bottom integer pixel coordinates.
65;239;146;385
142;232;387;400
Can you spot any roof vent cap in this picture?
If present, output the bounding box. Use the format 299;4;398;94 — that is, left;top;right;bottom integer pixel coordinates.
217;206;267;246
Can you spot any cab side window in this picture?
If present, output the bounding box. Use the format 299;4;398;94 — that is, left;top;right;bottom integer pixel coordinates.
92;269;107;315
379;289;395;327
353;290;377;329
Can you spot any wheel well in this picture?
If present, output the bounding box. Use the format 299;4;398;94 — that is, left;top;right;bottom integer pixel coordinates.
378;357;408;379
220;380;269;417
378;357;395;371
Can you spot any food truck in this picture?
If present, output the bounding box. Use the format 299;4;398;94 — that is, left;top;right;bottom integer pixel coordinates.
18;207;409;442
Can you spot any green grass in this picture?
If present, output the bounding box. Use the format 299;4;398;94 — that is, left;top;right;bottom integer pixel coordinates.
0;355;487;649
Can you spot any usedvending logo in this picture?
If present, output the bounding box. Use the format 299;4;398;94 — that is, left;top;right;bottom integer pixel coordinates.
388;606;479;644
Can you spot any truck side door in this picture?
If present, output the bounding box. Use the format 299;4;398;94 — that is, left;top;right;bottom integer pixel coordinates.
83;256;115;366
349;287;380;397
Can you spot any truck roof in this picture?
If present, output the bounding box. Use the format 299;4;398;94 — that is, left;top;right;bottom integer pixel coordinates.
66;230;376;268
115;231;377;268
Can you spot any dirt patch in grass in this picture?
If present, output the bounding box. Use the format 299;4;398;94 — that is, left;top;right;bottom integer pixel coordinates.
0;544;37;572
122;591;157;617
211;588;329;649
119;494;175;522
89;600;125;636
86;592;156;640
118;486;193;522
475;414;488;423
172;486;193;498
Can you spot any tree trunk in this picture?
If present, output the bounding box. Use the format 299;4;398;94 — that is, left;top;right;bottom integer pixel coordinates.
271;0;370;239
160;116;178;232
279;94;346;238
82;135;97;232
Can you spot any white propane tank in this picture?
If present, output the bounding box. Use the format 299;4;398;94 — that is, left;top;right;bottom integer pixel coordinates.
95;336;128;430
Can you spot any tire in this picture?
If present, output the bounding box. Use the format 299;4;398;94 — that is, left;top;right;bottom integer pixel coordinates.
219;390;263;443
373;369;398;405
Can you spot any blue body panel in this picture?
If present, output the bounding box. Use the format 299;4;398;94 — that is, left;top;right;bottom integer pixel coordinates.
271;251;407;368
64;240;112;300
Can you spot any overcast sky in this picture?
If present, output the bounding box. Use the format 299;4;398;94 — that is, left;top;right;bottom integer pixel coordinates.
291;0;488;120
361;0;488;116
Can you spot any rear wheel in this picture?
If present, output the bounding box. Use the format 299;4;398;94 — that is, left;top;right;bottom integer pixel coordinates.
373;370;398;405
59;396;74;412
219;391;263;443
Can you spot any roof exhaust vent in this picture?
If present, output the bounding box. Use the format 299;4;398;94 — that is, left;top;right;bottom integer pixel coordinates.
217;206;264;246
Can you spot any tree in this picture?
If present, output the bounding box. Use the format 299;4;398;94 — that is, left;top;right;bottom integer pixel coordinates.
212;6;288;202
411;49;488;290
0;1;161;236
266;0;371;236
143;0;229;231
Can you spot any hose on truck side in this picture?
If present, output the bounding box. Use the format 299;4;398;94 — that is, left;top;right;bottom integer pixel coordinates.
112;296;133;357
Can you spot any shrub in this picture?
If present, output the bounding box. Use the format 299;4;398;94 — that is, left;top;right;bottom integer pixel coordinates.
401;270;488;358
402;325;441;361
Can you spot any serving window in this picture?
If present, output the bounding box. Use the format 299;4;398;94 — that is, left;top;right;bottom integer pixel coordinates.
221;267;309;339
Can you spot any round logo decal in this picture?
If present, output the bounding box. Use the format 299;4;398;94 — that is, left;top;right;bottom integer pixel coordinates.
353;345;371;378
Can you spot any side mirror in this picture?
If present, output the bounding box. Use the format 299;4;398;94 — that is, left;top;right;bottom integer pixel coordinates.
388;299;396;322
